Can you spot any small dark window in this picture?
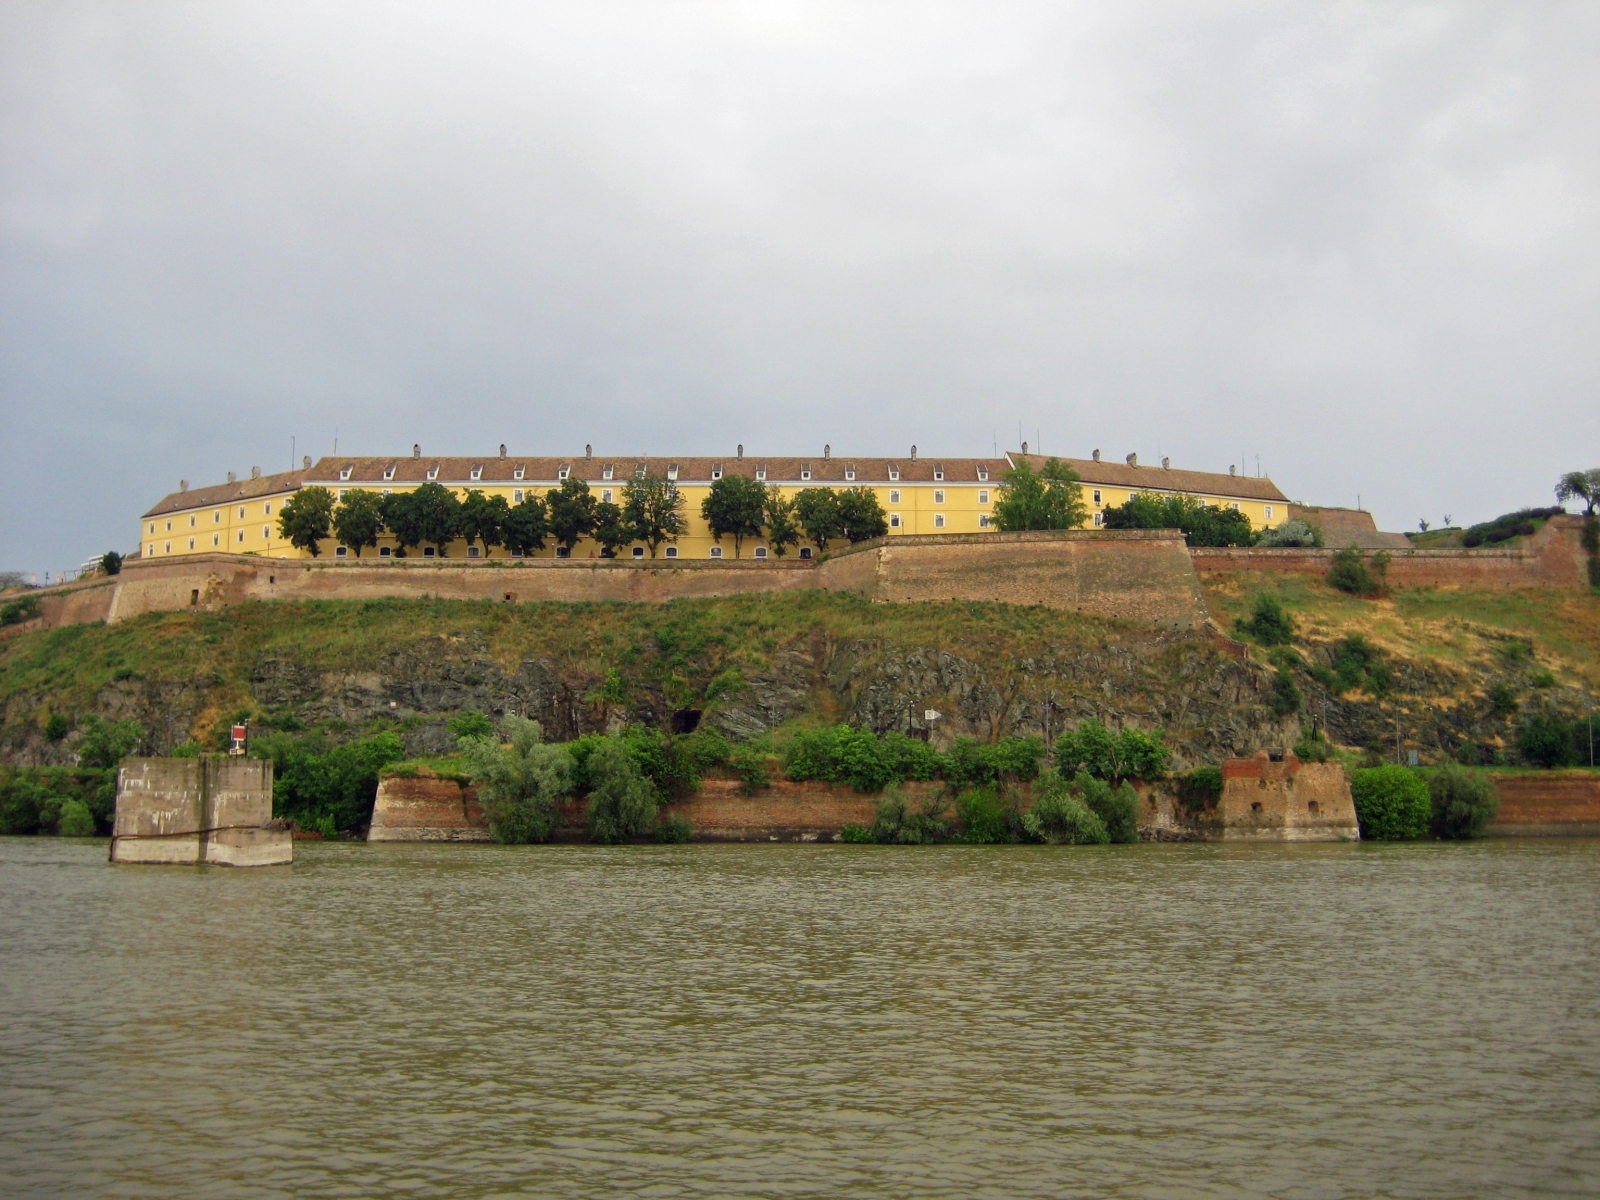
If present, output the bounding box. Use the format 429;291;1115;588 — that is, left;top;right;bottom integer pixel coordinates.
190;589;199;606
269;575;275;584
556;546;571;559
503;592;514;603
799;546;813;560
672;708;702;734
1251;802;1263;813
1307;800;1319;814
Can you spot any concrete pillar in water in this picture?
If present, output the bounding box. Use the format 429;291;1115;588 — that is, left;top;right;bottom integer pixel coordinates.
111;757;292;866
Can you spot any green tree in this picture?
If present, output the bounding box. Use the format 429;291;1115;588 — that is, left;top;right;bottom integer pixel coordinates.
592;501;632;557
622;475;687;557
547;477;598;554
380;490;424;554
1350;765;1431;839
331;489;385;558
1101;491;1255;547
459;716;574;844
1428;761;1500;839
447;711;494;742
1071;771;1141;843
503;494;550;556
77;716;144;768
1022;772;1110;844
763;489;801;556
276;485;335;556
793;487;842;552
701;474;768;557
1236;593;1295;645
1055;721;1168;781
1555;468;1600;515
459;490;512;555
585;738;660;842
100;550;123;576
1327;546;1381;595
837;487;889;542
57;798;97;837
407;482;463;555
993;458;1089;531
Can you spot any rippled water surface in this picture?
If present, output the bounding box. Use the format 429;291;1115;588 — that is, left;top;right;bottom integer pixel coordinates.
2;838;1598;1198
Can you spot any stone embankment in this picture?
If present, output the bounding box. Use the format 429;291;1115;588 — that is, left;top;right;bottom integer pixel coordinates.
1485;771;1600;837
112;756;291;866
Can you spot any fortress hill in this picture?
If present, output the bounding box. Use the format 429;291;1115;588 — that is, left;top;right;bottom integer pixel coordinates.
139;444;1290;563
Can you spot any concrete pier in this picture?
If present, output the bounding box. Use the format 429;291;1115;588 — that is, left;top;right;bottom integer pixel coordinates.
112;757;292;866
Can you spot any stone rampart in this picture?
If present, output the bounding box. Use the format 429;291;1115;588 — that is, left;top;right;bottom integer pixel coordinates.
1192;516;1587;589
1485;771;1600;837
112;756;291;866
1217;754;1360;841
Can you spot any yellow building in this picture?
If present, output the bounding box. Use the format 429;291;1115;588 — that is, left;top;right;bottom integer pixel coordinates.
138;445;1288;561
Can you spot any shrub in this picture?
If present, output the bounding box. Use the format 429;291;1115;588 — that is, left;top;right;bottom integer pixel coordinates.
1073;773;1141;843
955;787;1008;844
1021;773;1110;844
1488;682;1518;717
1462;506;1562;548
1256;519;1321;548
446;711;494;743
1515;712;1581;769
1328;634;1392;697
1292;727;1333;763
459;716;574;844
1350;766;1431;840
1055;721;1169;781
45;713;70;741
1;594;42;626
655;813;693;843
261;729;406;834
1428;763;1500;839
585;739;660;842
1236;594;1296;645
1101;492;1257;547
729;749;772;795
1530;669;1556;689
56;799;96;837
838;823;873;843
77;716;144;768
1178;765;1224;815
0;772;49;834
1270;666;1303;716
868;787;951;844
942;736;1046;789
1327;546;1381;596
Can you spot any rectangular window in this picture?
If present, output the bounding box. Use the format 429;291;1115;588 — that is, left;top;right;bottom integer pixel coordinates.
1232;502;1240;511
934;514;945;528
799;546;812;559
340;467;353;481
212;534;219;546
1093;489;1102;505
844;469;855;481
755;469;766;481
888;468;900;481
632;546;645;558
238;507;246;519
262;526;270;539
467;546;481;558
934;490;944;504
469;467;482;480
558;467;570;480
148;544;155;557
336;546;348;558
426;468;439;481
1093;512;1104;527
149;523;156;533
1264;505;1274;519
166;520;172;531
264;502;272;515
665;546;678;558
754;546;768;559
513;489;524;504
889;490;900;505
977;468;989;482
164;542;171;553
512;467;524;481
384;466;396;480
602;489;613;503
237;531;244;543
979;515;990;529
800;469;811;480
188;538;194;550
338;489;348;499
556;546;570;558
978;490;989;505
889;513;901;529
423;546;436;558
189;515;196;527
933;469;944;481
709;546;723;559
379;546;392;558
213;511;220;523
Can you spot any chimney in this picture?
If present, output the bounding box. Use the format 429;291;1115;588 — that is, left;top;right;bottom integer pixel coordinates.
1021;441;1029;455
251;466;261;479
1092;449;1101;462
585;444;593;459
1162;457;1170;469
180;479;188;492
737;444;744;459
823;444;831;460
1125;453;1137;468
413;444;421;458
302;456;311;469
499;444;507;459
227;471;236;483
1230;464;1237;476
910;445;917;461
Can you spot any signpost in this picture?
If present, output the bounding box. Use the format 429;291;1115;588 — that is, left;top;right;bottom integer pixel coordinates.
229;723;248;756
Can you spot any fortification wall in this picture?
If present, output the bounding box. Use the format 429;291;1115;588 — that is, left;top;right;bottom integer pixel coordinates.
1486;771;1600;837
1217;755;1360;841
1192;516;1587;589
112;756;291;866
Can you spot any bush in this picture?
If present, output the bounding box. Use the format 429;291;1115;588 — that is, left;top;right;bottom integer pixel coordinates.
1178;765;1224;814
1515;712;1583;768
1530;669;1556;689
77;715;144;768
1292;726;1333;763
1328;546;1381;596
44;713;70;741
1101;492;1257;547
784;725;1039;792
941;736;1045;789
838;823;873;843
868;787;951;844
1350;766;1431;840
1021;773;1110;844
729;749;772;795
0;768;116;835
1074;773;1141;843
1256;518;1322;548
1428;762;1500;840
655;813;693;843
585;739;660;843
261;729;406;835
56;799;97;837
1488;681;1518;717
1328;634;1393;697
1;594;42;626
955;787;1008;844
447;711;494;743
459;716;574;843
1236;594;1296;645
785;725;894;792
1462;506;1562;548
1054;721;1169;781
1270;666;1303;716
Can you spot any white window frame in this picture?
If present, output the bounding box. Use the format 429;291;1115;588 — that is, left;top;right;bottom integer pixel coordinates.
602;465;613;480
602;489;613;503
844;468;855;481
164;542;171;553
889;513;901;529
1093;512;1104;527
1264;505;1274;519
934;489;945;504
979;515;990;529
237;531;244;543
213;511;220;523
665;546;678;558
888;467;900;481
340;467;353;481
188;537;195;550
189;515;196;526
632;546;645;558
889;490;900;505
1092;489;1102;505
238;507;246;519
335;545;348;558
470;467;483;481
426;467;439;481
977;468;989;482
264;502;272;514
148;543;155;556
338;489;348;499
933;469;944;481
753;546;768;559
799;546;812;559
558;466;570;480
978;489;989;505
934;514;945;528
800;469;811;481
709;546;723;559
212;533;220;546
383;466;396;481
668;466;680;481
262;526;270;539
467;545;481;558
755;469;766;481
513;466;525;480
513;489;524;503
166;520;172;531
379;546;392;558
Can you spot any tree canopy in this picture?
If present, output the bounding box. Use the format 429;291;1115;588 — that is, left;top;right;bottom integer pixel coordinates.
992;458;1088;531
763;488;801;557
546;477;598;553
1100;491;1256;547
700;474;768;557
277;486;335;556
503;494;550;556
593;500;632;557
408;482;464;554
1556;468;1600;515
332;489;385;557
623;475;687;557
837;487;889;542
793;487;842;551
459;489;511;553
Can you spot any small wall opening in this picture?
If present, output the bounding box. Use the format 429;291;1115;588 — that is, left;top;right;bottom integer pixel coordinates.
190;589;199;606
503;592;515;603
671;708;702;734
1250;801;1263;813
1307;800;1319;814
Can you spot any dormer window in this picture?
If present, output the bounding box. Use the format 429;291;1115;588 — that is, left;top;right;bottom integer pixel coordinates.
755;468;766;481
339;467;353;481
710;464;721;480
888;467;900;481
602;465;613;481
558;466;570;480
977;467;988;482
844;468;855;481
933;467;945;481
426;466;439;481
469;466;482;481
634;464;646;479
513;466;525;480
801;468;811;481
382;466;395;481
668;465;680;481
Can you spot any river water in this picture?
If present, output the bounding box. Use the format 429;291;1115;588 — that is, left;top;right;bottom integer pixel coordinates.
2;838;1597;1198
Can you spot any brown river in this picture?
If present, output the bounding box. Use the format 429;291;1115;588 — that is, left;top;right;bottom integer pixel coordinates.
2;837;1598;1198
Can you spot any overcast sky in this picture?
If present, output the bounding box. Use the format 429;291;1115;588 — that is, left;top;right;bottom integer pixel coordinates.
2;2;1596;575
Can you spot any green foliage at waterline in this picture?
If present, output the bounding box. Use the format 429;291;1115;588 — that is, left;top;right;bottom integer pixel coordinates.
1426;762;1500;840
0;767;116;836
1350;766;1432;840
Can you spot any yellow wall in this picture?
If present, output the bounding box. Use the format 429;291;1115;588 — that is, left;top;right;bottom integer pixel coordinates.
139;478;1282;562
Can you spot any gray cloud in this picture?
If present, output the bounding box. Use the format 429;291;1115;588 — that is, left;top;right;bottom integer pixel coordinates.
3;1;1596;574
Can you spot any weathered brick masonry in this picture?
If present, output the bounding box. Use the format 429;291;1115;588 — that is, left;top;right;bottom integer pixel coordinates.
1486;771;1600;837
